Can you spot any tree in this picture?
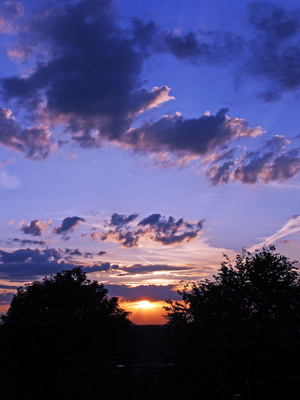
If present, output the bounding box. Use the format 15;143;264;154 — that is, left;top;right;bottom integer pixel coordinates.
165;246;300;399
0;267;132;398
2;267;130;334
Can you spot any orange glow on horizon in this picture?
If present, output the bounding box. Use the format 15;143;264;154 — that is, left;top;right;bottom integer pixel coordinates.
123;300;167;325
137;300;152;309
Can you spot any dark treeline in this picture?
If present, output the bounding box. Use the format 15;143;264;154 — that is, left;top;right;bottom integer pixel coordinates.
0;246;299;399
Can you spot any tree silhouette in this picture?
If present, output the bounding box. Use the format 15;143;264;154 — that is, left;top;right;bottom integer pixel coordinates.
165;246;300;399
0;267;132;398
2;267;130;333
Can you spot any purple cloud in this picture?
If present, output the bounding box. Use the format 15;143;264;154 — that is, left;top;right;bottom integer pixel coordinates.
53;216;85;236
7;238;48;246
121;109;262;157
92;213;204;247
0;248;112;281
21;219;52;236
0;108;55;160
106;283;182;302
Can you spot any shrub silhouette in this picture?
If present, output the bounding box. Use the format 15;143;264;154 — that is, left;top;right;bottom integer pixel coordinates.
165;246;300;399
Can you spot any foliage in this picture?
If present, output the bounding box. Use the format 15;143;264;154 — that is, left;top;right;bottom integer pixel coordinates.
2;267;130;333
165;246;300;399
0;267;132;399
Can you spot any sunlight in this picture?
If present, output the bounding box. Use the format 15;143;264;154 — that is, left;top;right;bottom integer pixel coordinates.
137;300;153;309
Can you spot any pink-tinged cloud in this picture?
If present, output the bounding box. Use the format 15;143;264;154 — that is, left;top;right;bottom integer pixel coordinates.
249;215;300;252
91;212;204;248
0;1;23;34
20;219;52;236
0;108;55;160
122;109;263;157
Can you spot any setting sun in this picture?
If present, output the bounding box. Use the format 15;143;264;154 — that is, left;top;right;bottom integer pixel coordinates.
137;300;153;309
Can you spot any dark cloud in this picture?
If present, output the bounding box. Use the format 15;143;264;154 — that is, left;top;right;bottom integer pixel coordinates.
0;284;19;290
106;283;181;302
205;137;300;185
131;16;244;65
7;238;48;246
64;248;94;259
109;213;138;227
131;18;159;51
119;264;194;275
138;213;161;226
20;219;52;236
132;3;300;101
0;248;65;281
0;248;61;263
205;161;234;185
233;151;274;184
0;248;111;281
163;31;204;61
84;263;111;272
1;0;173;148
0;108;55;160
246;1;300;98
98;251;107;256
92;213;204;247
162;30;243;65
0;0;299;186
261;149;300;182
121;109;262;156
231;147;300;184
53;216;85;236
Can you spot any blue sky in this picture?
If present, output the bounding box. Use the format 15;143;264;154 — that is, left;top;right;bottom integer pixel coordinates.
0;0;299;323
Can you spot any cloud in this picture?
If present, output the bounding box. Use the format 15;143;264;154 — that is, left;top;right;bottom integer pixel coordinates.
205;138;300;185
121;109;263;157
1;0;173;148
119;264;194;275
109;213;138;227
53;216;85;237
1;0;299;186
106;283;182;302
161;29;243;65
0;1;23;34
246;1;300;99
0;247;112;281
98;251;107;256
92;212;204;248
0;284;19;290
64;248;94;259
133;3;300;101
6;238;48;246
20;219;52;236
248;215;300;252
0;167;20;189
0;108;55;160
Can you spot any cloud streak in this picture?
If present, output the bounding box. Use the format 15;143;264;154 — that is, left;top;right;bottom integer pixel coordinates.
248;215;300;252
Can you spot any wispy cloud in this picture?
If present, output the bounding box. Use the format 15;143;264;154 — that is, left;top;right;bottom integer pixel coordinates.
0;168;20;189
248;215;300;252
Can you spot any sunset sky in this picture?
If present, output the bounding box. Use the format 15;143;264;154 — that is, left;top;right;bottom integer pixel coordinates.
0;0;299;324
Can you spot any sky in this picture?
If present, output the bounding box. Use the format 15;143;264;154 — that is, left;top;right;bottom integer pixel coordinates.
0;0;299;324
